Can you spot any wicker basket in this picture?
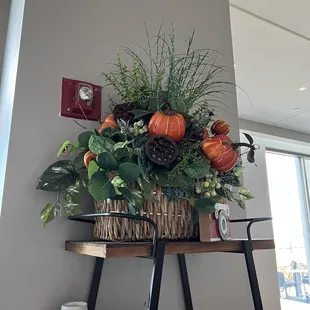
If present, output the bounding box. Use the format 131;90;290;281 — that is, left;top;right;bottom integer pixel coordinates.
94;184;197;241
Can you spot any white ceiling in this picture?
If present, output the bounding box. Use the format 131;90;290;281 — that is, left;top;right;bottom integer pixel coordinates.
230;0;310;134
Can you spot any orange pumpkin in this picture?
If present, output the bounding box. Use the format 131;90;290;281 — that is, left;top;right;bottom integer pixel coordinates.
202;137;226;161
211;120;230;136
215;134;231;144
148;111;185;142
84;151;96;167
202;129;209;140
98;114;119;133
211;144;238;172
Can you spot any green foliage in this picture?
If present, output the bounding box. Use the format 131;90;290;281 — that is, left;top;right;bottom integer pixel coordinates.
97;152;118;171
36;160;77;192
88;135;115;155
40;204;60;226
88;161;99;179
162;187;184;202
88;171;115;200
239;187;255;200
57;141;71;157
78;131;93;148
118;163;141;183
194;198;216;214
184;161;210;179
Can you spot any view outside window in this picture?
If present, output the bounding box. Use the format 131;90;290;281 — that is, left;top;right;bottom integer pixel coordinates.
266;152;310;309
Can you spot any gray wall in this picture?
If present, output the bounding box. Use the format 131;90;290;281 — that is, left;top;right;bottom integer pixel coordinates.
0;0;267;309
0;0;10;84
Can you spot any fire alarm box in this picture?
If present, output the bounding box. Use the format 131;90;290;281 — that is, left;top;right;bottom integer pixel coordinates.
61;78;101;121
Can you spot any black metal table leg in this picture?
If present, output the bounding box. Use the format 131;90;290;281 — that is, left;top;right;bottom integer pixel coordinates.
243;241;263;310
148;242;166;310
178;254;194;310
88;257;104;310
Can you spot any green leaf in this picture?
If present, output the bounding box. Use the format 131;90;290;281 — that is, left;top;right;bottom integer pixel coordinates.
194;198;216;214
114;141;128;150
131;109;154;119
184;161;210;179
128;203;136;215
36;160;77;192
118;163;141;183
78;131;93;148
153;172;187;188
233;167;244;177
40;204;60;226
247;149;255;164
216;187;234;202
112;148;130;163
88;161;99;179
137;177;151;193
118;187;133;201
88;171;115;200
236;199;246;209
70;142;80;153
100;127;119;138
225;174;242;187
74;151;86;165
143;192;159;204
132;190;144;209
63;203;83;216
243;132;254;145
97;152;118;171
57;140;71;157
89;135;115;155
239;187;255;200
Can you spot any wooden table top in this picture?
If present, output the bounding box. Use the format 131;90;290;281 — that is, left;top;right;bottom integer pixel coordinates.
65;239;275;258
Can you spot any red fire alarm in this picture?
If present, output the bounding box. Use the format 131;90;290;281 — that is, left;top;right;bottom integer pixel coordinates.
61;78;101;121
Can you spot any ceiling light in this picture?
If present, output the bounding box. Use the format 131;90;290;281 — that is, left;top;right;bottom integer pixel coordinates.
292;108;301;112
298;87;307;91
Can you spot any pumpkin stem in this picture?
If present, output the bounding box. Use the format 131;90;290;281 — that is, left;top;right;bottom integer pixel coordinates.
162;98;174;115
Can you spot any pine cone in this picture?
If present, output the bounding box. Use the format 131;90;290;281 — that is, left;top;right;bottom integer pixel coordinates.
113;103;134;122
145;135;178;165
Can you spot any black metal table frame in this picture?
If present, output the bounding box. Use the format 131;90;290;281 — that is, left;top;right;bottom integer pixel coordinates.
69;213;272;310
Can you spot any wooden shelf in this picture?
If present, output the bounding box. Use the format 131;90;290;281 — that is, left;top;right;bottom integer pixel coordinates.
65;239;275;258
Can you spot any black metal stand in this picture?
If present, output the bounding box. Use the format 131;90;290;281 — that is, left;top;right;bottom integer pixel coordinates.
69;213;272;310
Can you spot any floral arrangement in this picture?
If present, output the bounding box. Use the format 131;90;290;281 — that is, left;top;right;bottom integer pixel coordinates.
36;26;256;226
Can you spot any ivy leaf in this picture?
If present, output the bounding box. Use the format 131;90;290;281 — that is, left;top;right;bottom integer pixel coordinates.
118;187;133;200
97;152;118;171
78;131;93;148
88;160;99;179
225;174;242;187
89;135;115;155
128;203;136;215
63;203;83;216
70;142;80;153
74;151;87;165
40;204;60;226
194;198;216;214
153;172;187;188
236;199;246;209
132;190;144;209
184;161;210;179
239;187;255;200
88;171;115;200
143;193;159;203
57;140;71;157
118;163;141;183
36;160;77;192
243;132;254;145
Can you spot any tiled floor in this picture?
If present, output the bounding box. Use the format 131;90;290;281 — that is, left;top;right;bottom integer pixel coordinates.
281;299;310;309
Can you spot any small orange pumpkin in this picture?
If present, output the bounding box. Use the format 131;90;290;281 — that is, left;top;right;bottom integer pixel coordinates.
211;120;230;136
202;137;226;161
148;111;185;142
84;151;96;167
215;134;231;144
202;128;209;140
98;114;119;133
211;144;238;172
